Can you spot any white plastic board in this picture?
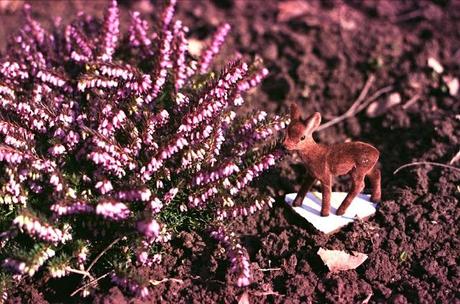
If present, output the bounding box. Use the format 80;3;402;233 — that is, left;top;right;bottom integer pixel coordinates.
285;192;377;234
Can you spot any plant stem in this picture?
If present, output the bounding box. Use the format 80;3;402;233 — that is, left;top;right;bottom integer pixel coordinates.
70;272;111;297
393;161;460;174
66;267;95;281
317;74;393;131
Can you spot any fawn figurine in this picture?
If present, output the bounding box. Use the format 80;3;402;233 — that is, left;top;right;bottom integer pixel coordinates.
283;104;381;216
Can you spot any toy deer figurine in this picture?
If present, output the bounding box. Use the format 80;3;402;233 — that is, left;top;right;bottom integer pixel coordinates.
283;104;381;216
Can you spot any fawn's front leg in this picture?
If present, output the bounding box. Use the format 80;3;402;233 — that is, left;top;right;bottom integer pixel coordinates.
292;174;316;207
336;175;365;216
320;179;332;217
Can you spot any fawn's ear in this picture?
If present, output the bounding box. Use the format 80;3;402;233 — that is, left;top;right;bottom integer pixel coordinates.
304;112;321;133
290;103;301;120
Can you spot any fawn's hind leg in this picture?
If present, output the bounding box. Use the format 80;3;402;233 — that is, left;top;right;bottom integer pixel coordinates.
293;174;316;207
367;166;381;202
336;170;366;216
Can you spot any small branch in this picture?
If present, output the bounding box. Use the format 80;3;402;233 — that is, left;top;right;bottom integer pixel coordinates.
321;75;375;121
355;86;394;113
66;267;95;281
70;272;111;297
449;150;460;164
258;267;281;272
402;94;421;109
150;278;184;286
251;290;283;297
85;237;123;276
393;161;460;175
190;275;225;285
362;292;373;304
317;75;393;132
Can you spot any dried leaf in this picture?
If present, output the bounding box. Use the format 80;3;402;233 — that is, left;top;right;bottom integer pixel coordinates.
362;292;373;304
238;291;250;304
278;1;310;22
317;248;368;272
366;92;401;117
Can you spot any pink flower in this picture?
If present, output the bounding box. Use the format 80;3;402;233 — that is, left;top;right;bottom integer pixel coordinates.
129;11;152;53
96;200;130;221
48;144;66;156
50;200;94;216
237;68;269;92
137;218;160;239
198;23;231;74
211;227;251;287
95;179;113;194
99;0;119;61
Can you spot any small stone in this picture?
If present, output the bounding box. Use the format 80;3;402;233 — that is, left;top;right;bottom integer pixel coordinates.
188;38;204;57
366;92;401;118
428;57;444;74
443;75;459;96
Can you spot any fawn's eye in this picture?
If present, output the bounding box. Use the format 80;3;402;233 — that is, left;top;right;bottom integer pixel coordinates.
300;135;306;141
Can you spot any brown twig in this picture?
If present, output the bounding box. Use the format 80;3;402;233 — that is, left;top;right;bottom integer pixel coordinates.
320;75;375;122
251;290;283;297
66;267;95;281
317;75;393;131
449;150;460;164
362;292;373;304
150;278;184;286
393;161;460;175
190;275;226;285
70;236;124;297
355;86;394;113
402;94;421;109
86;237;123;275
258;267;282;272
70;272;111;297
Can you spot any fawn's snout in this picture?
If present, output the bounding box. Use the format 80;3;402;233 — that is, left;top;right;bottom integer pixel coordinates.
283;136;297;151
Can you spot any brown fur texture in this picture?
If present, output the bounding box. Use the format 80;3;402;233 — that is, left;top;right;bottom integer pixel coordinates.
284;104;381;216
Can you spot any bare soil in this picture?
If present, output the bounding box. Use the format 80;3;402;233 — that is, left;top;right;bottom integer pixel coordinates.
2;0;459;303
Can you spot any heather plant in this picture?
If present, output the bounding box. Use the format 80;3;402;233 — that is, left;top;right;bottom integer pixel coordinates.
0;0;289;299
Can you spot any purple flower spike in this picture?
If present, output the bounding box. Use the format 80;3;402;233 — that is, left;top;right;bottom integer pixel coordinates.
198;23;231;74
230;151;282;195
193;161;239;186
172;21;188;91
161;0;177;30
1;61;28;80
50;199;94;216
65;25;93;62
216;196;275;221
0;145;28;165
111;274;150;298
3;246;55;277
148;30;173;102
114;187;152;202
96;199;131;221
99;0;120;62
0;1;285;291
13;213;72;244
210;226;251;287
238;68;269;92
129;11;152;54
178;61;248;133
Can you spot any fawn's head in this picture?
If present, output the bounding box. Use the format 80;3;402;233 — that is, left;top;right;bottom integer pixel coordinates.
283;104;321;151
